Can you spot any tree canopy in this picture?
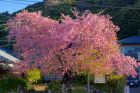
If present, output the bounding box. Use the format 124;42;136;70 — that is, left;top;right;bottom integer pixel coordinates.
8;11;138;76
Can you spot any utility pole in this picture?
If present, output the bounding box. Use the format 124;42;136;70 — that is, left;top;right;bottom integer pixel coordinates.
87;72;90;93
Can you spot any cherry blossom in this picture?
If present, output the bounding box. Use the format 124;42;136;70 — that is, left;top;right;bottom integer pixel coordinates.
8;10;138;76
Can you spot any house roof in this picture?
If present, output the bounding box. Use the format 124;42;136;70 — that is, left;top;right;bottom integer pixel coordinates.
119;36;140;44
0;48;19;63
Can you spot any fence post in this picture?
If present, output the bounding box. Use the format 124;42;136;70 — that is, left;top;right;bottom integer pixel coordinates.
87;72;90;93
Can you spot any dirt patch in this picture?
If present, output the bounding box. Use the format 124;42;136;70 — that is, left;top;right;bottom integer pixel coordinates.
33;85;48;91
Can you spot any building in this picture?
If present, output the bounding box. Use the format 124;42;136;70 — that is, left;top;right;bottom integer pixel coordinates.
0;47;19;63
119;36;140;62
0;47;19;77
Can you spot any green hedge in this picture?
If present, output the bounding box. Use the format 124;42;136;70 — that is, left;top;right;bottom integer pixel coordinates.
0;75;27;93
73;73;87;86
48;81;61;93
72;86;87;93
25;68;41;84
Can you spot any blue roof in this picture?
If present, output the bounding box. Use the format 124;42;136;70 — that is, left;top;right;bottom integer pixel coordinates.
119;36;140;44
0;48;18;62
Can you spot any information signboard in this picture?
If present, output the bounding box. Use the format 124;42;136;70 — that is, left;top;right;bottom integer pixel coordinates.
94;74;106;83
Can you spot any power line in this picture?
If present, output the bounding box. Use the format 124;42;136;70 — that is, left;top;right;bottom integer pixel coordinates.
0;0;32;5
12;0;41;3
0;0;42;4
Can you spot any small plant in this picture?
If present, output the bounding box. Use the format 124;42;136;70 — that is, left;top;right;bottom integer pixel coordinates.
48;81;61;93
73;73;87;86
72;86;87;93
0;75;27;93
25;68;41;84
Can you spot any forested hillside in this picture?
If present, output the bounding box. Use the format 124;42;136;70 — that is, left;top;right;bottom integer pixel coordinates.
1;0;140;47
0;12;11;47
13;0;140;39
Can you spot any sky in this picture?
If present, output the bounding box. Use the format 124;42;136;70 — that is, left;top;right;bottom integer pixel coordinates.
0;0;43;14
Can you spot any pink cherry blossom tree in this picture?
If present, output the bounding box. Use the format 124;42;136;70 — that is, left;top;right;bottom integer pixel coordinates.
7;10;138;77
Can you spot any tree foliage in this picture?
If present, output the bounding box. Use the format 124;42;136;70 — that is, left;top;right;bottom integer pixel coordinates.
8;10;137;77
0;12;11;47
25;68;41;84
0;75;27;93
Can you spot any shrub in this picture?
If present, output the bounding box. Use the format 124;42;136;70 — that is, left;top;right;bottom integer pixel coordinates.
73;73;87;86
72;86;87;93
106;74;125;93
0;75;27;93
25;68;41;84
48;81;61;93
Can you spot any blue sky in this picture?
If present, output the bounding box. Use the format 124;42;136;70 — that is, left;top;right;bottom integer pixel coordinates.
0;0;43;14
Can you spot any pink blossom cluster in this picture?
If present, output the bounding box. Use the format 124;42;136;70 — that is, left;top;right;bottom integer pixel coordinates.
8;10;138;76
